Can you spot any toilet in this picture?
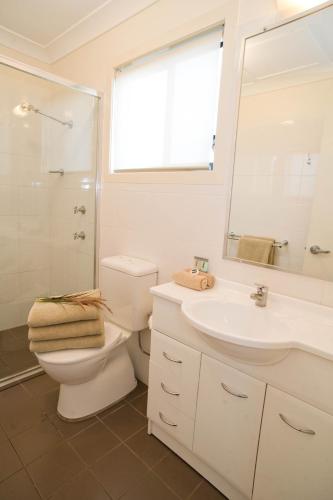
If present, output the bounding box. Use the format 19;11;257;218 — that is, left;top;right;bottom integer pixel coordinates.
36;255;158;420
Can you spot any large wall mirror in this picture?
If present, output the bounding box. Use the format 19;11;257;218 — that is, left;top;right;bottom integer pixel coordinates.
225;5;333;281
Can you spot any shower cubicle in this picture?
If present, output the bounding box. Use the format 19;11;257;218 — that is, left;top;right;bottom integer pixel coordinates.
0;58;100;388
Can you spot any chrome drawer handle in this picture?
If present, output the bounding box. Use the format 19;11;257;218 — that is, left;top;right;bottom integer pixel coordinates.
163;351;182;364
161;382;180;397
221;382;248;399
159;411;178;427
279;413;315;435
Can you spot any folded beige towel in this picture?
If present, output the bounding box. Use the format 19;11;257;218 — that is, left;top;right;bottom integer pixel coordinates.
28;315;104;341
173;268;215;291
28;290;101;328
29;333;105;353
237;235;275;265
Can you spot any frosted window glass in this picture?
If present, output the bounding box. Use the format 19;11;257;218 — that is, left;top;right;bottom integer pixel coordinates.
111;28;222;171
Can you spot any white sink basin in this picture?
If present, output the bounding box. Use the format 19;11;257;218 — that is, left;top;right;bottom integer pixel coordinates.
181;298;291;364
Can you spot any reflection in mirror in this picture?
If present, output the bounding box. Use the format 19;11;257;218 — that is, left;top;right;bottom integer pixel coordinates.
225;5;333;281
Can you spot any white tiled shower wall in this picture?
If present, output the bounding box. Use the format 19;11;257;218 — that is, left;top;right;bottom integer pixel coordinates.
0;70;98;330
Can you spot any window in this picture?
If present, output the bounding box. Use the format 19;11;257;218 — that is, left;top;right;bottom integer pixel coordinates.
111;27;223;172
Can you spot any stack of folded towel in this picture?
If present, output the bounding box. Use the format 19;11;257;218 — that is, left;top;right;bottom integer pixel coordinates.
173;268;215;291
28;289;105;353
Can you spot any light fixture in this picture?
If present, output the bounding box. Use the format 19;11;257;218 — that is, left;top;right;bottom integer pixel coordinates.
277;0;327;16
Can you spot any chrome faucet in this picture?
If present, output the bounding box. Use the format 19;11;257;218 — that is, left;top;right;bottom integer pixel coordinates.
250;283;268;307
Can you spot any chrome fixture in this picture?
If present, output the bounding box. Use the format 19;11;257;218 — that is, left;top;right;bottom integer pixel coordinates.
310;245;331;255
74;205;86;215
279;413;315;435
13;102;73;128
250;283;268;307
159;412;178;427
73;231;86;240
221;382;248;399
161;382;180;397
162;351;183;364
48;169;64;175
227;232;288;249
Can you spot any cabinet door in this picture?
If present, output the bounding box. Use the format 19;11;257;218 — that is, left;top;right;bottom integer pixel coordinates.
193;355;266;499
253;386;333;500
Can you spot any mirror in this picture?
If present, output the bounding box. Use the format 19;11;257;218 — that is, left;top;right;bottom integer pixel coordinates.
225;5;333;281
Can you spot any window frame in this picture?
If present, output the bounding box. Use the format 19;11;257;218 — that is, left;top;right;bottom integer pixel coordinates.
109;25;224;175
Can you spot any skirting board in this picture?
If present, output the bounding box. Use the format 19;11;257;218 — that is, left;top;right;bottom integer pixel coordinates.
148;419;248;500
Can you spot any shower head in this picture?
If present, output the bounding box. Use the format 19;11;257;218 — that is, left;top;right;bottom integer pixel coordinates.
13;101;73;128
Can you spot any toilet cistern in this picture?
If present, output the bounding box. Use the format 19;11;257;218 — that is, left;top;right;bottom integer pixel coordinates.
250;284;268;307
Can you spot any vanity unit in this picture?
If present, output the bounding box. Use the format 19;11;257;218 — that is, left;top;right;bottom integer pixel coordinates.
147;280;333;500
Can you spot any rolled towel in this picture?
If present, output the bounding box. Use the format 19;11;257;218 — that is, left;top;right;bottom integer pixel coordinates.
28;315;104;341
173;268;215;291
28;290;101;327
30;333;105;353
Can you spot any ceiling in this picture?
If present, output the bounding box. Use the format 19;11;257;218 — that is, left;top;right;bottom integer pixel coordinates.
0;0;158;63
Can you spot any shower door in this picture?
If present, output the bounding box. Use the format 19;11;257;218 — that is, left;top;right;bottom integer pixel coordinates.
0;61;99;387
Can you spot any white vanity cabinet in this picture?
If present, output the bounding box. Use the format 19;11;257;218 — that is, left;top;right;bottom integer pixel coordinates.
253;386;333;500
193;355;266;499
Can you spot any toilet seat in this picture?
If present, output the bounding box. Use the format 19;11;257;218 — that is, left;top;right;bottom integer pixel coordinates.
36;322;127;366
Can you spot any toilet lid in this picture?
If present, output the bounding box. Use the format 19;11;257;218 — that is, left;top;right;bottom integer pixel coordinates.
36;322;124;365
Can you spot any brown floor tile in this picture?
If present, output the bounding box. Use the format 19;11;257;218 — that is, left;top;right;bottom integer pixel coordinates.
122;471;178;500
129;392;148;416
0;469;41;500
126;428;169;467
36;389;59;417
98;398;127;417
125;381;147;401
154;452;202;498
50;470;109;500
0;424;7;442
70;421;120;465
0;384;45;437
26;442;84;499
190;480;228;500
0;437;22;482
49;413;97;439
189;480;228;500
101;404;146;440
23;374;59;397
0;325;29;352
92;444;148;499
11;418;62;465
1;349;37;371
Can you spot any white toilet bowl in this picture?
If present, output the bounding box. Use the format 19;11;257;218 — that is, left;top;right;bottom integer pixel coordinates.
35;321;137;420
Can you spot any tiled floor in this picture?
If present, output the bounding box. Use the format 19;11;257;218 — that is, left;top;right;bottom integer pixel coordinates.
0;374;228;500
0;325;37;378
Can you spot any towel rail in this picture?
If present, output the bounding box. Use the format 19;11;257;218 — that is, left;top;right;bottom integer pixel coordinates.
227;232;288;249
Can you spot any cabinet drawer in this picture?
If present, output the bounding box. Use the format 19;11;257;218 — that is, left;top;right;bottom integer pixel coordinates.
148;360;198;419
193;355;266;499
253;386;333;500
148;395;195;450
149;330;201;416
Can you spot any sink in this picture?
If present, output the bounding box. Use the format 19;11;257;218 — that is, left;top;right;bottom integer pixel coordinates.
181;298;291;365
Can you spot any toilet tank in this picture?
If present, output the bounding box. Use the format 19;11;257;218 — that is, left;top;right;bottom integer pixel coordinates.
99;255;158;332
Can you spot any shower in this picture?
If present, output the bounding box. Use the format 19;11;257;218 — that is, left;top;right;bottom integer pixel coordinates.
0;60;99;389
13;101;74;128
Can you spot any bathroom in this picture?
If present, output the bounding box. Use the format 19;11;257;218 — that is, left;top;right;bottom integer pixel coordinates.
0;0;333;498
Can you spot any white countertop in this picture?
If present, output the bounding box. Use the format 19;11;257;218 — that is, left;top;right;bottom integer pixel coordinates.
150;279;333;362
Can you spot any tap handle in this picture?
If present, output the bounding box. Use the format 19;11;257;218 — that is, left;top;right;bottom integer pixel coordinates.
254;283;268;291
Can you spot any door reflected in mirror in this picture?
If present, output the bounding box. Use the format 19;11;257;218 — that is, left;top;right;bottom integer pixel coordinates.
225;4;333;281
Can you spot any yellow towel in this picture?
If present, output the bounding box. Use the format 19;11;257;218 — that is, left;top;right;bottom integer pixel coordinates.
237;235;275;265
28;315;104;341
28;290;101;327
173;268;215;291
29;333;105;353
